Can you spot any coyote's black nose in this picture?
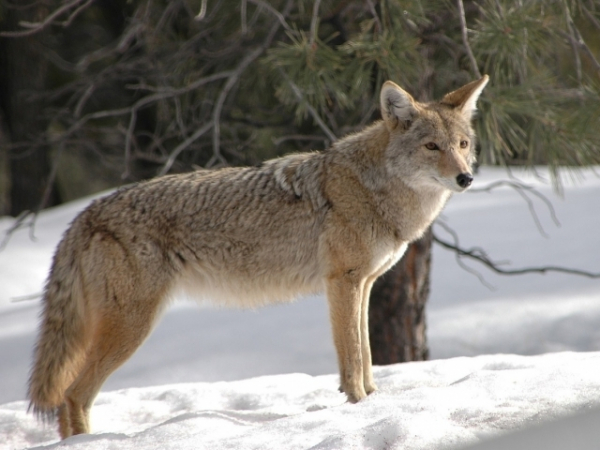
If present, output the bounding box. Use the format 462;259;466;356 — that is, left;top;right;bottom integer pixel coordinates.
456;173;473;188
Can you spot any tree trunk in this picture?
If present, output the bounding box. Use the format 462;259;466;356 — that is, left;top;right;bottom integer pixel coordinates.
368;227;432;364
0;2;57;216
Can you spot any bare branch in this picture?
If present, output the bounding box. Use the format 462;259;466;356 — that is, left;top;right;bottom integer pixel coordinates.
456;0;482;78
57;71;234;144
1;141;71;249
433;175;600;286
434;220;497;289
470;180;560;238
581;3;600;29
10;292;43;303
195;0;208;21
174;97;187;137
433;226;600;279
127;70;236;96
246;0;294;34
210;0;293;167
159;121;214;176
0;211;36;251
74;83;95;118
38;143;65;213
241;0;248;35
77;21;145;72
61;106;133;139
123;109;138;179
365;0;382;34
0;0;93;38
211;49;264;167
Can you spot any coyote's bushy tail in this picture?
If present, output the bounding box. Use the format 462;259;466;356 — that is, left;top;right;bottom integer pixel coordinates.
28;238;89;421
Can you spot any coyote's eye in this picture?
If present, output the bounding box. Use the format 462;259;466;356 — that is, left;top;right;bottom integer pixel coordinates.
460;140;469;148
425;142;439;150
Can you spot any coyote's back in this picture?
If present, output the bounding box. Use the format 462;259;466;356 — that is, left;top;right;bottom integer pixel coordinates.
29;75;488;439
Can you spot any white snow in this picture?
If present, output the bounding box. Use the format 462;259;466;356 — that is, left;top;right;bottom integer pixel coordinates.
1;166;599;450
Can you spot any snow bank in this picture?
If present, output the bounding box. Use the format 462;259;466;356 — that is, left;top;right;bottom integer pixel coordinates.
3;352;600;450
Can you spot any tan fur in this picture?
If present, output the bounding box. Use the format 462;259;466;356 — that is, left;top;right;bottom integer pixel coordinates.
28;76;488;438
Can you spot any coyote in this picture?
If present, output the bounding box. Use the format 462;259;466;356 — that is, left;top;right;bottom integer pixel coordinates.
29;75;488;438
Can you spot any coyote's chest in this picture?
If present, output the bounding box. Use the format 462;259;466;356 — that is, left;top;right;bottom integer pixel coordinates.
369;238;409;277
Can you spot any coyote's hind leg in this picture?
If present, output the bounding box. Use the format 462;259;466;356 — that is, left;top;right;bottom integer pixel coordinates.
58;296;164;438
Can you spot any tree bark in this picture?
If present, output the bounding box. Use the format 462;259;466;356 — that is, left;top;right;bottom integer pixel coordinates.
368;227;432;364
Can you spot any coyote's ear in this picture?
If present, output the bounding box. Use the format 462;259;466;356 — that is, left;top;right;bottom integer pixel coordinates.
441;75;489;121
380;81;419;131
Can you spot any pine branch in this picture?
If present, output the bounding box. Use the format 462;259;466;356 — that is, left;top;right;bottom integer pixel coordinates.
279;70;337;143
562;0;600;74
456;0;482;78
309;0;322;46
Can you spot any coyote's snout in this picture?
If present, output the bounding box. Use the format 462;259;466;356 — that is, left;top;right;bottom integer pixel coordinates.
456;173;473;189
28;75;488;439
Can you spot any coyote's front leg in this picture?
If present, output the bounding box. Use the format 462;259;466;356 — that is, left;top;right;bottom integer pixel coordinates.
326;273;367;403
360;278;378;395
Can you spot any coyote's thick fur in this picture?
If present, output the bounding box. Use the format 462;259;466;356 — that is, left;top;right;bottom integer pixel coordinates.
29;76;488;438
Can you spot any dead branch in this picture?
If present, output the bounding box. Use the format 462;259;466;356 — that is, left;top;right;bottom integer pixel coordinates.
195;0;208;21
433;224;600;279
159;120;215;176
56;71;234;147
73;83;95;118
241;0;248;34
209;0;294;168
469;180;560;238
432;176;600;287
0;0;93;38
581;3;600;29
0;211;36;251
246;0;294;34
434;220;497;289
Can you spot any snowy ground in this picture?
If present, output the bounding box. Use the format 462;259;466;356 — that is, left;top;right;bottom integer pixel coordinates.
1;166;599;449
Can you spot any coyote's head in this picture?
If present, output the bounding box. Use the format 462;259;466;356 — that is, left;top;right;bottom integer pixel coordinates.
380;76;489;193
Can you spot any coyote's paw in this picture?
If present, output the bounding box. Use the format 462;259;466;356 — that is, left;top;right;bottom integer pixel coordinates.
341;382;368;403
364;381;378;395
345;389;367;404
